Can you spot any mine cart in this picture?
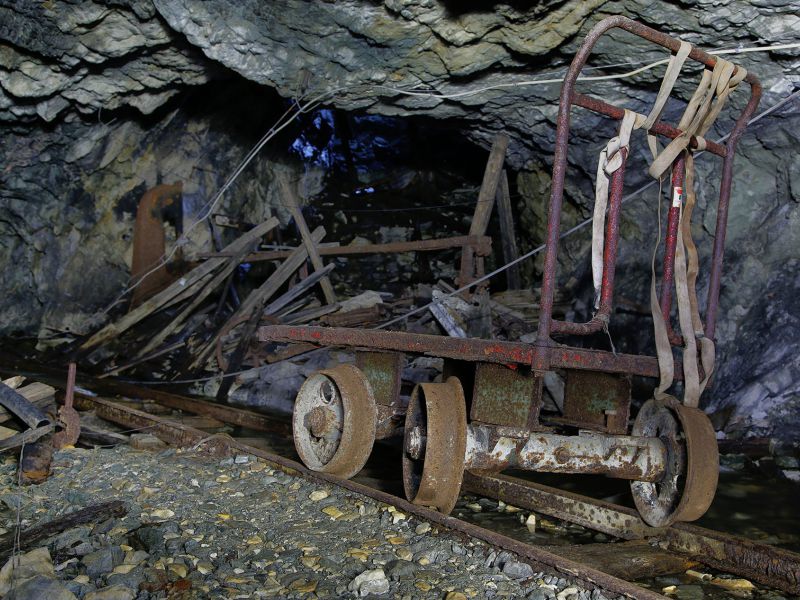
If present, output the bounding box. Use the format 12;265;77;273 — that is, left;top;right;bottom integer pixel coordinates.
258;16;761;528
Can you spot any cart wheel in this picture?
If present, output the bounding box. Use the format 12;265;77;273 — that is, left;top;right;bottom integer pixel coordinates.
293;364;376;479
402;377;467;514
630;398;719;527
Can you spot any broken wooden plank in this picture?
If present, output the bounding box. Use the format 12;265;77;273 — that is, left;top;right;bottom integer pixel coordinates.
542;540;697;580
278;174;337;305
0;500;127;560
429;302;467;338
134;238;257;359
284;303;340;325
264;263;335;316
190;227;327;371
495;169;522;290
202;235;492;261
80;217;279;351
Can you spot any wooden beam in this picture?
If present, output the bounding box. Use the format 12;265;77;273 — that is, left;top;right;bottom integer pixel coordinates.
201;235;491;261
458;133;509;287
495;169;522;289
278;174;337;305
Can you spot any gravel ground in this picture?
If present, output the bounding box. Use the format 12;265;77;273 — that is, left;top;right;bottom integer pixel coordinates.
0;445;608;599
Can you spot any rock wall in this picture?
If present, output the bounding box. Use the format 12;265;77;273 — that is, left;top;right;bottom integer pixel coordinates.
1;0;798;440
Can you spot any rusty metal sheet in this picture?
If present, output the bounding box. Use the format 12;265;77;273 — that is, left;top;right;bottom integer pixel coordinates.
562;370;631;434
355;351;403;408
471;363;541;429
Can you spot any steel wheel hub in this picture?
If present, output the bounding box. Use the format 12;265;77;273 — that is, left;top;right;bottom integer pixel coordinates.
293;364;376;479
630;397;718;527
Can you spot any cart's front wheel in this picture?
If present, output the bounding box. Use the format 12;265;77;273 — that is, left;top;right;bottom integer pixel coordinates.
293;364;376;479
630;398;718;527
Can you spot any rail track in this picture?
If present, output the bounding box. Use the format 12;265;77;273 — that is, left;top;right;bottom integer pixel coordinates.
36;375;793;598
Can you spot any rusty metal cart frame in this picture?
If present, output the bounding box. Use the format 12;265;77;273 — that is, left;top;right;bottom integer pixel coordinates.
258;16;761;527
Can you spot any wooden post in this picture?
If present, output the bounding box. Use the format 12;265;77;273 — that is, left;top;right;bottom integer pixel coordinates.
495;169;522;289
278;174;337;305
458;134;509;290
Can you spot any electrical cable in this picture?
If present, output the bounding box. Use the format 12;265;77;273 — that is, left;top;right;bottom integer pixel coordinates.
112;87;799;387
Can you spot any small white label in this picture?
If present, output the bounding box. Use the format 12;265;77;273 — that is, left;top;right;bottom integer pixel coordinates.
672;186;683;208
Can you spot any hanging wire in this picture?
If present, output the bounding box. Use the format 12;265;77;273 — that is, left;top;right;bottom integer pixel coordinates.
99;41;799;312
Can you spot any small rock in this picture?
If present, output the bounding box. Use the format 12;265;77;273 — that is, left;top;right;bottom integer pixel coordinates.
309;490;329;501
234;455;250;464
4;575;76;600
556;588;580;600
396;548;413;561
446;593;468;600
349;568;389;596
84;584;136;600
196;561;214;575
83;546;123;578
503;561;534;580
385;559;417;580
149;509;175;520
130;434;166;451
322;506;344;519
168;563;188;578
415;522;431;535
525;514;536;532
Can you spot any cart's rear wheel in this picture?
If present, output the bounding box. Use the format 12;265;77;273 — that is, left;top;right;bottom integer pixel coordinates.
402;377;467;514
292;364;376;479
630;398;718;527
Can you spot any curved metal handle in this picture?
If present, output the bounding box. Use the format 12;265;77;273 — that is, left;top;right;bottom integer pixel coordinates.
535;15;762;343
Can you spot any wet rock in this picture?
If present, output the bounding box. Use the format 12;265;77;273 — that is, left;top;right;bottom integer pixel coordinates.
83;546;124;578
385;559;417;581
84;585;137;600
502;561;535;580
349;568;389;596
5;575;77;600
0;547;56;594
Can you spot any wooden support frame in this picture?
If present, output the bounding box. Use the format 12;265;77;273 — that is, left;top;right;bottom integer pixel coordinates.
458;133;509;289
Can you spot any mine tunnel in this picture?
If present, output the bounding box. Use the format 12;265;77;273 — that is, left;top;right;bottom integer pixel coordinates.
0;2;798;599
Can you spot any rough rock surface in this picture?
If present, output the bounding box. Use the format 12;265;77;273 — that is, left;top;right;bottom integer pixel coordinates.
0;0;798;439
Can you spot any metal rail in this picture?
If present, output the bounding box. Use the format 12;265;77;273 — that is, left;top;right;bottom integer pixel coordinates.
71;392;665;600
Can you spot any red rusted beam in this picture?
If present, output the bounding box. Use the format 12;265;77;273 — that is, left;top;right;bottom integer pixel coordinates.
257;325;675;379
572;95;726;157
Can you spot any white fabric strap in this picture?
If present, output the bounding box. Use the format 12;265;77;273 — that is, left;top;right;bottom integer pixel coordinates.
591;109;637;309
